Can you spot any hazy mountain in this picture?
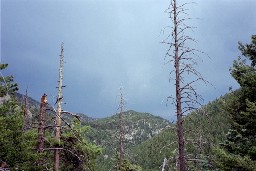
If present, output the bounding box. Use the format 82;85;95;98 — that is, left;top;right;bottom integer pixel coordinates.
15;92;40;109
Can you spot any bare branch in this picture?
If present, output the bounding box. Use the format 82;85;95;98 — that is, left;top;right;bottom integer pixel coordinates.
61;111;81;121
162;0;209;170
43;148;82;162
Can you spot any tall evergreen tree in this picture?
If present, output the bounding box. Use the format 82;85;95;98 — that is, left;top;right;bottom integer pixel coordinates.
60;119;102;171
214;35;256;170
0;64;40;170
0;64;22;167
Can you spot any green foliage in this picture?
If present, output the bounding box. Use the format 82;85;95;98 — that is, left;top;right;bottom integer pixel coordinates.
0;64;18;96
132;96;231;171
183;97;232;170
132;126;177;170
214;35;256;170
213;147;256;171
87;110;170;171
0;100;24;167
0;64;41;170
16;129;51;171
60;118;102;171
120;159;142;171
112;152;142;171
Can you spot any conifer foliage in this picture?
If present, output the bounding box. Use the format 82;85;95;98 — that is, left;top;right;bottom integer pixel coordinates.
214;35;256;170
0;64;38;170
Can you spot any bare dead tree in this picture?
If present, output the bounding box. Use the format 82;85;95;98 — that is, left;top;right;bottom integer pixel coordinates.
37;93;47;152
54;43;64;171
118;88;124;170
162;0;207;170
23;88;31;130
52;43;83;170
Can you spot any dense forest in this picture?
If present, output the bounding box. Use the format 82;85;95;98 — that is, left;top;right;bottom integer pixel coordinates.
1;35;256;170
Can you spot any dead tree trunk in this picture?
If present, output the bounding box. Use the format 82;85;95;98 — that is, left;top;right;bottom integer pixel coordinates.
118;88;124;170
162;0;207;170
54;43;64;171
37;93;47;152
161;158;168;171
173;1;186;170
23;88;29;130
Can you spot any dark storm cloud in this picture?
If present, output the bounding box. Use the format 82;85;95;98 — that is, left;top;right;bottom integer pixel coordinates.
1;0;256;119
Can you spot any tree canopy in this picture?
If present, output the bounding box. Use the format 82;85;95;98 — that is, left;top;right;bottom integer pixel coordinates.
214;35;256;171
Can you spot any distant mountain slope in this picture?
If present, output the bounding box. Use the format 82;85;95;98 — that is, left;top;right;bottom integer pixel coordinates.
88;110;170;146
76;113;97;124
86;110;171;170
15;92;40;109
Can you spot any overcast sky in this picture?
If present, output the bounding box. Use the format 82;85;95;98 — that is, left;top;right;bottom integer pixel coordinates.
1;0;256;120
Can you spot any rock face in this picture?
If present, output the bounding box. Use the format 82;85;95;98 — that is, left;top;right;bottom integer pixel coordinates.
88;110;170;147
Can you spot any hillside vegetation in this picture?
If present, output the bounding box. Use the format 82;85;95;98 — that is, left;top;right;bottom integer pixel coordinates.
13;92;231;171
86;110;171;170
132;95;231;170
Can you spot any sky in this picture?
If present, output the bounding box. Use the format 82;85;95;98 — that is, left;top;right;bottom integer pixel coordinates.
1;0;256;120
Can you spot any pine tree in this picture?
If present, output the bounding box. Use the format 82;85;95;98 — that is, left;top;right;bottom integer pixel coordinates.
214;35;256;170
0;64;40;170
60;118;102;171
0;64;22;167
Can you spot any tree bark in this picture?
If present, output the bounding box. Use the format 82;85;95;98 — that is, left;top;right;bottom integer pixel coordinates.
54;43;64;171
37;94;47;152
119;89;124;170
173;0;186;170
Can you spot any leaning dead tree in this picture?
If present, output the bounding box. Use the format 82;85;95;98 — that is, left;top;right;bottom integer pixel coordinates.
162;0;207;170
54;43;64;171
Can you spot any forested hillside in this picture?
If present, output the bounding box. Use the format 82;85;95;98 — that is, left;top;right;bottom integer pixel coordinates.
9;87;238;171
11;91;232;171
86;110;171;170
11;93;172;170
132;95;231;170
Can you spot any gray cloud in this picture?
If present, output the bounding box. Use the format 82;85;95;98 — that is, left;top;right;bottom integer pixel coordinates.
2;0;256;119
